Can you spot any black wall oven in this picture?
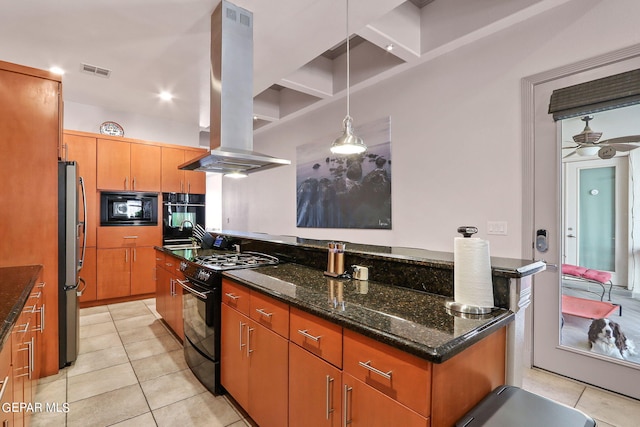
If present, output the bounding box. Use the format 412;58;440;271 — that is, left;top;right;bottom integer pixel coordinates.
100;192;158;226
162;193;206;245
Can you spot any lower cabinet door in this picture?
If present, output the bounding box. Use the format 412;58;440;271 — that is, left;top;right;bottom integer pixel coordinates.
131;246;156;295
289;342;342;427
343;373;429;427
97;248;131;299
221;304;250;410
248;322;288;427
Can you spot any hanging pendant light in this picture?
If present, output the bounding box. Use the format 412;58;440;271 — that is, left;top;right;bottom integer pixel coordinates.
330;0;366;155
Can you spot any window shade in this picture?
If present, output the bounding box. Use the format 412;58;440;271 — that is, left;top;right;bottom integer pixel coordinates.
548;68;640;120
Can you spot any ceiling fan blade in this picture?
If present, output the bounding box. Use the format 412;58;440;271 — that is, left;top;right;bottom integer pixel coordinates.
563;149;578;159
608;143;639;152
598;135;640;144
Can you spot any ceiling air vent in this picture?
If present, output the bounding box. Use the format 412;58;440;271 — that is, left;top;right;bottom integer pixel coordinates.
80;63;111;78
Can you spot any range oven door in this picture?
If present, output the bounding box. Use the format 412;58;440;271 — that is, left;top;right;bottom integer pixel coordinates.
175;277;222;394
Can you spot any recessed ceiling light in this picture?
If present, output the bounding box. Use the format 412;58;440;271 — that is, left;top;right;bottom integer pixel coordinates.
385;44;394;52
159;91;173;101
50;66;65;75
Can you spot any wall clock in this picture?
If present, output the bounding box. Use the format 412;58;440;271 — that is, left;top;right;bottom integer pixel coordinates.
99;121;124;137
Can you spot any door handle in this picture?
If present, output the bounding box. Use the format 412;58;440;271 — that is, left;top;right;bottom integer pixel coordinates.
536;259;559;271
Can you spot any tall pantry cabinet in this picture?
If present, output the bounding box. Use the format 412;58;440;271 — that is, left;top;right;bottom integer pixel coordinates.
0;60;61;377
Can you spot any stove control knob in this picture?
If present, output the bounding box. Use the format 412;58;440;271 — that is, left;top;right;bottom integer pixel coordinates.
196;269;211;281
180;261;188;271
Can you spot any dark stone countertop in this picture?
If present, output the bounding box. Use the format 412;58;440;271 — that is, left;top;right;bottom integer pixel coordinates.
155;246;515;363
0;265;41;350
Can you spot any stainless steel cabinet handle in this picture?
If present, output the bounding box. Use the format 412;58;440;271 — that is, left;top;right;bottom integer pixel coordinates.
239;322;246;351
40;303;45;332
15;321;30;334
343;384;352;427
29;336;34;375
326;375;334;420
0;376;9;402
123;236;139;239
30;291;42;299
247;327;254;356
125;249;128;263
297;329;322;342
225;293;240;300
35;282;45;289
358;360;392;380
133;248;137;262
255;308;273;318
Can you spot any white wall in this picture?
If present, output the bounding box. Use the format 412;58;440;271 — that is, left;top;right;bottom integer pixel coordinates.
222;0;640;258
64;100;202;148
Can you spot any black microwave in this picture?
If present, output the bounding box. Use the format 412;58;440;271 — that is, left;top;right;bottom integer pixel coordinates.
100;192;158;226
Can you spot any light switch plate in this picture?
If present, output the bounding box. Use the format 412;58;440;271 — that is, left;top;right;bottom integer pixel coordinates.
487;221;508;235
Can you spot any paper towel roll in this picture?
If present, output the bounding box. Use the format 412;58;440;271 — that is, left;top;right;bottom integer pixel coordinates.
454;237;494;308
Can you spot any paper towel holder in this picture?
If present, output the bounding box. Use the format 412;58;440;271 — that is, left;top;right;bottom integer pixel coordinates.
446;225;495;315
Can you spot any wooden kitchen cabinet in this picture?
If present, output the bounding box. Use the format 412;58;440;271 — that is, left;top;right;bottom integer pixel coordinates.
222;277;505;427
97;247;157;300
0;61;61;378
131;247;157;295
220;303;250;409
343;329;431;418
96;248;131;299
155;252;184;340
13;302;37;427
221;281;289;427
63;132;97;248
97;138;161;191
161;147;206;194
343;372;428;427
96;226;160;302
289;341;342;427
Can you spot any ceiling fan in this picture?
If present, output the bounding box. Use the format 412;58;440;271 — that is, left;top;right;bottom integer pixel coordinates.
563;115;640;159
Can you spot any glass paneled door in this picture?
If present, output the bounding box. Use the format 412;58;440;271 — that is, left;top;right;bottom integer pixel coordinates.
530;58;640;400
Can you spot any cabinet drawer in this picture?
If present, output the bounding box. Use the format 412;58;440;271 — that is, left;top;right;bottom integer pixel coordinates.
222;279;251;315
290;307;343;368
97;225;161;248
155;251;165;268
250;291;289;339
343;329;431;418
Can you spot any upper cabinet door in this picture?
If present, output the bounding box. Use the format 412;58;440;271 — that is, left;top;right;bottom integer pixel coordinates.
64;133;98;247
184;150;207;194
97;139;131;190
130;143;161;192
161;147;185;193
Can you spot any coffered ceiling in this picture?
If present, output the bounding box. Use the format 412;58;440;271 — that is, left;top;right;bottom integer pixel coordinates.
0;0;567;138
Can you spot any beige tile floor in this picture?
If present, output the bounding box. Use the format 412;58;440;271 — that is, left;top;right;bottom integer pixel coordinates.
31;299;253;427
30;299;640;426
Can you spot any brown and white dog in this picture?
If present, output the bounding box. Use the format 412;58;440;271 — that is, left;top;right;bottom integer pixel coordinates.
588;318;637;360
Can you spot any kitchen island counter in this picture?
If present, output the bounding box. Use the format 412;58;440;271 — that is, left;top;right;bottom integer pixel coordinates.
225;262;513;364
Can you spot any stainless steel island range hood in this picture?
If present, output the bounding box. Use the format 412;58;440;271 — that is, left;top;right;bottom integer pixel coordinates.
180;0;290;175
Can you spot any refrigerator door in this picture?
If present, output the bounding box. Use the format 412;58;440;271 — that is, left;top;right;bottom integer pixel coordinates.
58;161;82;368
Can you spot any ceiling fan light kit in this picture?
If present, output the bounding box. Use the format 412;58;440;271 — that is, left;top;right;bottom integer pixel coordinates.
330;0;367;156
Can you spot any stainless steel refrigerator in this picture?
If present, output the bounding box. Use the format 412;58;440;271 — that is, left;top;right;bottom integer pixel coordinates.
58;161;87;368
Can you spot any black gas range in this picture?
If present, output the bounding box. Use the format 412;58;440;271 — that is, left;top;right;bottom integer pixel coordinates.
176;250;278;395
180;251;280;283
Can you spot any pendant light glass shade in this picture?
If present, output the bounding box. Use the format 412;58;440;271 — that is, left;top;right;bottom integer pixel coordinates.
330;0;366;155
331;116;366;154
